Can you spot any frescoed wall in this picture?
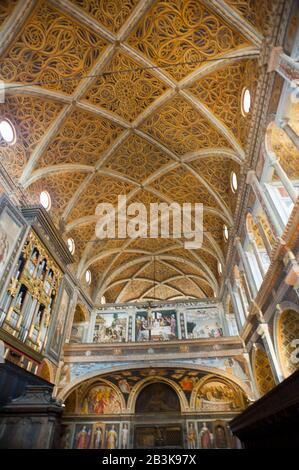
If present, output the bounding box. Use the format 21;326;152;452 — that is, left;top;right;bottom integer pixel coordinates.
135;309;177;341
186;307;223;339
81;384;122;414
61;367;247;449
187;420;232;449
90;301;225;344
195;379;243;412
93;312;128;343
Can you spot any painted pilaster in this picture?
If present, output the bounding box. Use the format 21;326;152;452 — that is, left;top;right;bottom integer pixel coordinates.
257;323;284;384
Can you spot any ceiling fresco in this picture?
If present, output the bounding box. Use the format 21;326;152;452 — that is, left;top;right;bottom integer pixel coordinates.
0;0;270;303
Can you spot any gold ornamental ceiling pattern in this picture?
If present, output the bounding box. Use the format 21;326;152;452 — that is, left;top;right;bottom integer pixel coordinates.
0;0;271;303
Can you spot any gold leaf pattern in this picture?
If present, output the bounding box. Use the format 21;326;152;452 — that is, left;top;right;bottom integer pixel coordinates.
38;108;124;169
103;134;171;181
189;60;258;145
70;0;139;33
226;0;276;34
0;95;63;180
278;309;299;377
84;51;168;122
0;1;107;94
141;96;230;155
68;174;135;222
27;172;86;227
127;0;249;80
253;347;276;396
149;166;219;208
0;0;18;27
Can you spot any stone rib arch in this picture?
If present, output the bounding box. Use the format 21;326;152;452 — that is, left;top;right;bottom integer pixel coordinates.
75;377;127;414
273;301;299;379
57;363;253;404
189;372;247;411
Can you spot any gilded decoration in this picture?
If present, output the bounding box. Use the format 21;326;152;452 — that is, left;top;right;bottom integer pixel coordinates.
127;0;249;81
253;347;276;397
195;378;244;411
141;96;230;155
37;109;124;169
66;223;97;262
149;166;221;209
103;134;172;181
277;309;299;378
68;175;135;222
27;172;86;226
189;60;258;145
84;51;168;122
0;95;63;180
120;279;153;301
110;261;149;283
138;261;179;282
0;1;107;94
102;282;128;303
167;277;205;298
90;255;118;285
128;237;177;254
189;156;233;207
1;230;62;353
226;0;276;34
0;0;18;27
70;0;139;33
0;0;264;301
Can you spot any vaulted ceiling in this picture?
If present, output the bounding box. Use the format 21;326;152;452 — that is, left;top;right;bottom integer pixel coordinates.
0;0;274;303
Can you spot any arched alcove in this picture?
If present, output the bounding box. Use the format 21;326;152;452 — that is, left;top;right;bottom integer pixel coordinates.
252;345;276;397
69;304;89;343
276;308;299;378
135;382;181;413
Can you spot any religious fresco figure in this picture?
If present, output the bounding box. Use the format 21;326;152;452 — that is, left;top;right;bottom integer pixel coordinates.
82;384;122;414
75;425;90;449
93;424;104;449
199;422;212;449
106;425;118;449
121;423;129;449
214;424;228;448
187;423;197;449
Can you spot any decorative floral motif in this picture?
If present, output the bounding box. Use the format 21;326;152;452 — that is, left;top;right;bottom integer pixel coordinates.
70;0;139;33
128;0;249;80
141;96;230;155
37;109;124;169
84;51;167;122
0;1;107;94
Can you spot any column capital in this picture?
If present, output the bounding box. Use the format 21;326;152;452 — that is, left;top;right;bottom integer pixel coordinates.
266;150;279;166
257;322;269;337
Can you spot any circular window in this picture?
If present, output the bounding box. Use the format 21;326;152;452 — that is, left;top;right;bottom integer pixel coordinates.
241;88;251;115
230;171;238;193
85;269;91;285
223;224;229;241
217;261;223;275
39;191;51;211
0;118;16;145
67;237;75;255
